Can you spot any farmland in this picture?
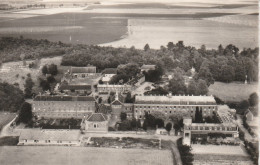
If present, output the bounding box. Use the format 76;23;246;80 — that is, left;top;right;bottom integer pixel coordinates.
208;81;258;102
0;0;258;49
0;146;173;165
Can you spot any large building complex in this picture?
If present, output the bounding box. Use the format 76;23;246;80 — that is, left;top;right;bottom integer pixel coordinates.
134;94;217;119
32;95;96;119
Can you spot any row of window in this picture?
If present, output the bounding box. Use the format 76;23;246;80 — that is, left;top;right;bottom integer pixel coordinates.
24;140;74;143
187;126;237;131
135;105;215;110
34;107;94;111
37;113;86;117
135;109;212;115
34;103;94;106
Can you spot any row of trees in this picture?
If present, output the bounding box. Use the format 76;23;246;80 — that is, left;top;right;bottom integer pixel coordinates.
1;37;258;84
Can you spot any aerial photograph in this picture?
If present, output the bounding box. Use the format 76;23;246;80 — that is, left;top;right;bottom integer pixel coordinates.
0;0;258;165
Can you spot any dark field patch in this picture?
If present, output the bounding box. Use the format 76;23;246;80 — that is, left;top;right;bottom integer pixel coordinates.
0;13;128;45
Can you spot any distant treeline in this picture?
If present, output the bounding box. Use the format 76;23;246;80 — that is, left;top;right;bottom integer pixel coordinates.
0;37;258;83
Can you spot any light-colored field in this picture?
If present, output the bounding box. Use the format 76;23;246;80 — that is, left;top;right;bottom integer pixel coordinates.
191;144;247;155
208;81;258;102
0;146;173;165
101;17;258;49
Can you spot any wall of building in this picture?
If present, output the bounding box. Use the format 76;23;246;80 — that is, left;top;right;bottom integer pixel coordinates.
32;101;96;119
84;121;108;132
19;139;80;146
134;104;217;119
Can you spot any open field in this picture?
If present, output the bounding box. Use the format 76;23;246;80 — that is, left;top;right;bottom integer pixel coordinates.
191;144;248;155
0;146;173;165
193;154;253;165
0;0;258;49
192;144;254;165
0;113;16;131
208;81;258;102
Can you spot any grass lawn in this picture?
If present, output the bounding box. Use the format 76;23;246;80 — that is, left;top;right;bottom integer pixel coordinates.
0;146;173;165
0;113;16;131
208;81;258;102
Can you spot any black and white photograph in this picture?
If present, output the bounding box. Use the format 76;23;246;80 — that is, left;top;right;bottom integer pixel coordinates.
0;0;259;165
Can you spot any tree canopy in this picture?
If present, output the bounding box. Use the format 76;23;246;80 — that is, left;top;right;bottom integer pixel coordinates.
0;82;25;112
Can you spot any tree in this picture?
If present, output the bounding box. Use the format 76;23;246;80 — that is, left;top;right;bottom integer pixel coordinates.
168;69;186;95
197;66;214;86
125;92;134;103
197;79;208;95
120;112;127;121
42;65;48;75
24;75;34;98
68;118;78;128
248;93;258;107
48;64;58;76
39;78;50;91
155;119;164;128
144;87;168;95
98;97;102;104
144;65;164;82
167;42;174;50
0;82;25;112
165;123;172;133
195;108;203;123
187;79;198;95
144;44;150;51
239;100;250;111
220;65;235;83
18;102;32;124
47;75;56;83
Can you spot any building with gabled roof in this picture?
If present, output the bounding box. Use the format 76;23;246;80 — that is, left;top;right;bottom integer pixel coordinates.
70;66;100;79
81;113;108;133
32;95;96;119
59;84;92;95
18;129;81;146
134;94;217;119
141;64;156;72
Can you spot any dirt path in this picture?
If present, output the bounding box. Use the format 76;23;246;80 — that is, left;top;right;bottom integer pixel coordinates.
0;115;18;137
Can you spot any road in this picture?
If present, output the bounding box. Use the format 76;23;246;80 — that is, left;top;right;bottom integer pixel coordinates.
0;115;18;137
235;114;256;142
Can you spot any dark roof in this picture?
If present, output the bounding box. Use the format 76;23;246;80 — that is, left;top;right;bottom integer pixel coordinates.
34;95;96;102
102;68;117;74
111;100;122;105
59;84;91;91
86;113;107;122
71;66;96;73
